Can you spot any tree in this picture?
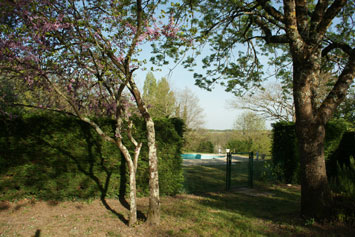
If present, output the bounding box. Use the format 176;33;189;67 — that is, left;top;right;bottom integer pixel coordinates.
197;140;214;153
0;0;180;225
232;112;270;154
234;112;266;137
0;76;20;116
143;72;176;118
334;87;355;123
229;82;295;122
174;87;205;151
226;139;253;153
175;87;204;129
174;0;355;218
155;77;176;117
143;72;158;105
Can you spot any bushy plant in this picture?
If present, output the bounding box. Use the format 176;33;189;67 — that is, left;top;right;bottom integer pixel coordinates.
324;119;351;159
0;113;184;201
271;122;299;184
197;140;214;153
271;120;353;184
226;139;253;153
329;156;355;199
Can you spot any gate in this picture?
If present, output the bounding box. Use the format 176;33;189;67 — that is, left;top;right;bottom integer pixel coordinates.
226;152;265;191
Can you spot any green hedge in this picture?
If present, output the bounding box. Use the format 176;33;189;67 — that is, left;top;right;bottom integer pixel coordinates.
271;119;351;184
226;138;253;153
0;113;184;201
271;121;299;183
197;140;214;153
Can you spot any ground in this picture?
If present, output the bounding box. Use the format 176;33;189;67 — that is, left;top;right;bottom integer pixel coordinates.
1;188;354;236
1;160;354;236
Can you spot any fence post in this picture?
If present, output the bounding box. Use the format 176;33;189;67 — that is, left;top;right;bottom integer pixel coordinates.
226;152;232;191
248;152;254;188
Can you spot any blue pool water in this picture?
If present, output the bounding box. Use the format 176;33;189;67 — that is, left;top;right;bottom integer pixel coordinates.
181;154;225;159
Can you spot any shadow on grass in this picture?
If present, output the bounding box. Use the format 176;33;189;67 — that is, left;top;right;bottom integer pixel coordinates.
183;162;266;194
34;229;41;237
161;187;302;236
179;164;355;236
0;117;147;225
178;164;355;236
37;124;148;224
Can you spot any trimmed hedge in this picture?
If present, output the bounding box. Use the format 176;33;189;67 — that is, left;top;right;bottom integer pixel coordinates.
271;121;299;183
0;113;184;201
271;119;351;184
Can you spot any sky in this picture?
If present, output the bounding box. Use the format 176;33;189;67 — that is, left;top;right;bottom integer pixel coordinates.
134;41;276;130
134;59;243;130
132;5;273;130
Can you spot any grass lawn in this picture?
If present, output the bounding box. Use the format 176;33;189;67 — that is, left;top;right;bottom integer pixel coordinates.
1;163;354;236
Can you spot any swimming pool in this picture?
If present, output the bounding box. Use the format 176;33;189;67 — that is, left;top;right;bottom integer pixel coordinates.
181;154;226;159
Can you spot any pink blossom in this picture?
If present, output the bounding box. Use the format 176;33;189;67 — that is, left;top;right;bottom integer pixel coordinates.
126;23;137;34
146;27;154;35
116;54;124;62
138;33;147;42
67;83;73;92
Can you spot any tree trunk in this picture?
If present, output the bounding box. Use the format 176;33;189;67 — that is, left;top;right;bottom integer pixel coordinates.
127;160;137;226
115;140;138;226
146;117;160;225
293;54;332;219
295;120;332;218
129;81;160;225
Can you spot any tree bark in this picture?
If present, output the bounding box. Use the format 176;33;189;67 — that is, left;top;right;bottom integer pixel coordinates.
127;159;137;226
146;117;160;225
293;52;332;218
295;120;332;218
115;138;139;226
129;81;160;225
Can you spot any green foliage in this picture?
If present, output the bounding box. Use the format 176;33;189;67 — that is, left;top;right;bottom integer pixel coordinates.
251;132;272;155
0;76;23;115
336;87;355;124
327;131;355;188
135;117;185;196
272;120;353;184
142;72;176;118
196;140;214;153
324;119;351;159
329;156;355;199
0;113;184;201
272;122;300;184
234;112;266;135
226;139;253;153
228;112;271;155
227;132;271;155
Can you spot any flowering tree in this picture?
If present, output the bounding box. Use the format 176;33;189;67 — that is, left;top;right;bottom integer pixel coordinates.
0;0;180;226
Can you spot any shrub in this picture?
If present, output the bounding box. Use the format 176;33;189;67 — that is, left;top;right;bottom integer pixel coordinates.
196;140;214;153
271;122;299;183
271;119;353;184
0;113;184;201
226;139;253;153
329;156;355;199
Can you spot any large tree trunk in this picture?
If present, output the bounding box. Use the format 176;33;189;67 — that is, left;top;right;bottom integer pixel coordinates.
295;120;332;218
293;53;332;219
